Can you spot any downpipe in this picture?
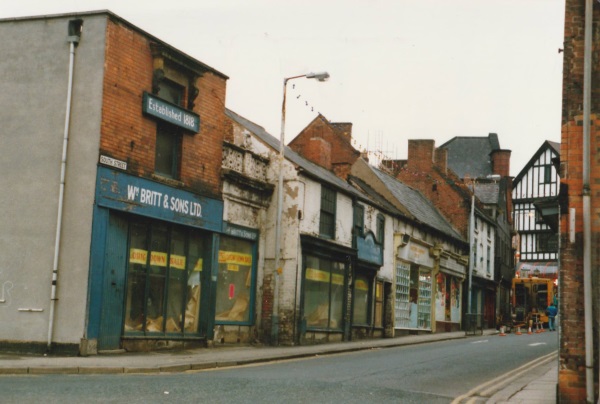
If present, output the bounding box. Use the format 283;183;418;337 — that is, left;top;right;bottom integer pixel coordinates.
582;1;593;402
47;21;82;351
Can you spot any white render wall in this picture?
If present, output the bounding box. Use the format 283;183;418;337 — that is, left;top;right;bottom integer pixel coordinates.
0;15;107;345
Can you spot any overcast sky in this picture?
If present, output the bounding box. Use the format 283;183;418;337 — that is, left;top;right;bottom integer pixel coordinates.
3;0;565;176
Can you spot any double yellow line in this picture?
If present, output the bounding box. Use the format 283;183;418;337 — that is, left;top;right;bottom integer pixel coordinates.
451;350;558;404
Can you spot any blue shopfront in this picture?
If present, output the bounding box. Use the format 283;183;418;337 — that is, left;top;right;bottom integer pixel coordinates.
86;166;227;352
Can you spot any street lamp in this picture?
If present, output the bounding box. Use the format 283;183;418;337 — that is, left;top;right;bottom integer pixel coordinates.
272;71;329;345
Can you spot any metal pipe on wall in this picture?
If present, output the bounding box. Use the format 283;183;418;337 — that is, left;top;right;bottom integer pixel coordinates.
582;1;594;401
47;20;82;351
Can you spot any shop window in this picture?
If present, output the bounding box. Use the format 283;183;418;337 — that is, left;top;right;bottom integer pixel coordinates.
215;236;255;324
374;280;384;328
319;186;336;239
303;255;345;330
124;220;207;335
155;122;182;179
352;274;371;325
394;262;431;330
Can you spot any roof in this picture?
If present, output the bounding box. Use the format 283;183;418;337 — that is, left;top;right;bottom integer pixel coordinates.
0;10;229;80
439;133;501;179
473;182;500;205
513;140;561;185
225;109;371;202
368;166;464;241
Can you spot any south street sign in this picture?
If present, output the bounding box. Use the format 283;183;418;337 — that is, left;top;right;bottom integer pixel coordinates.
142;92;200;133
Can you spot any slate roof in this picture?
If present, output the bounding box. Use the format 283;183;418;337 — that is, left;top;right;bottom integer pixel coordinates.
367;166;464;242
439;133;501;179
473;182;499;205
225;109;370;202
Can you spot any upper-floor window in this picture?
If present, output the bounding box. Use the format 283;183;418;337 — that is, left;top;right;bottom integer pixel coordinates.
353;204;364;239
154;80;184;179
155;122;182;179
319;186;336;239
376;214;385;246
486;246;491;275
542;164;553;184
158;79;185;106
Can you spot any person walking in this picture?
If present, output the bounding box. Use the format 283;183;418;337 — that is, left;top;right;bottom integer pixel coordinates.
546;302;558;331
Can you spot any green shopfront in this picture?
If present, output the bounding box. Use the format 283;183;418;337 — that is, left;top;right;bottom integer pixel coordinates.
86;167;257;352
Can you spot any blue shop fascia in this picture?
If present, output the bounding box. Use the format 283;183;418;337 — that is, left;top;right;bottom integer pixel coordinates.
84;166;258;353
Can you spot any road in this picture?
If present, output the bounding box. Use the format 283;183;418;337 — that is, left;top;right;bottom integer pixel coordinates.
0;331;558;403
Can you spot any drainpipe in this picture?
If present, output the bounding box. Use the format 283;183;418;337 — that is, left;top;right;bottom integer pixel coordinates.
47;20;83;351
582;1;593;402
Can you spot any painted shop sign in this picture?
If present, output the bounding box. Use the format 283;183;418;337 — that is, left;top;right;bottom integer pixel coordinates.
142;92;200;133
222;222;258;241
357;232;383;266
96;166;223;232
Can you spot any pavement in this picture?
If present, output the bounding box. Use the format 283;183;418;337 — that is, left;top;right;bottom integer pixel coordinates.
0;329;557;403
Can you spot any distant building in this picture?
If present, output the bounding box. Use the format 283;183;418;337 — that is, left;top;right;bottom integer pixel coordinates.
512;141;560;280
438;134;514;328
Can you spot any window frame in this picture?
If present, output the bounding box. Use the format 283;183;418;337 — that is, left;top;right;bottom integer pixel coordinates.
319;186;337;239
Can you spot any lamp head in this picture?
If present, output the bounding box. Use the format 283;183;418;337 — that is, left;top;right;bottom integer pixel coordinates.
306;71;330;82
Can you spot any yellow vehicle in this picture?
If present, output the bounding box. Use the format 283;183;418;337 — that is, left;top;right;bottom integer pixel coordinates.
511;277;556;328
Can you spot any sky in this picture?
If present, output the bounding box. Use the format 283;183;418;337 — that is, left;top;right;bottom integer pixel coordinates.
2;0;566;176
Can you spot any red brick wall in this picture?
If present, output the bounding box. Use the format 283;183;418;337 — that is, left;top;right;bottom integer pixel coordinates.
490;150;511;178
100;17;226;198
559;0;600;402
288;115;360;171
397;140;470;238
303;137;332;170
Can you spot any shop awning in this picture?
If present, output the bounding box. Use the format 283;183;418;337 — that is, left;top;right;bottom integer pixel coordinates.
515;261;558;279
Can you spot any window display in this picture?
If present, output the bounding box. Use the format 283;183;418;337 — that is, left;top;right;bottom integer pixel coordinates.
215;236;254;323
353;275;370;325
124;219;208;335
395;262;432;330
304;255;345;330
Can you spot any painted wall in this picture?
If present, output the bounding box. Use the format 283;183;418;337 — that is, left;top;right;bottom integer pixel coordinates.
0;14;107;346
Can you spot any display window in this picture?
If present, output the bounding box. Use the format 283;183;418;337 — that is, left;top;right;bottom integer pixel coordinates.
303;255;345;330
124;219;208;335
215;236;255;324
352;274;371;325
374;280;384;328
394;261;432;330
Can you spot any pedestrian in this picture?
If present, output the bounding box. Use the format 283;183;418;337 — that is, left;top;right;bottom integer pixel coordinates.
546;302;558;331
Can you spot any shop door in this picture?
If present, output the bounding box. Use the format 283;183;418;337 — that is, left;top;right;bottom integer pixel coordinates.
98;214;128;351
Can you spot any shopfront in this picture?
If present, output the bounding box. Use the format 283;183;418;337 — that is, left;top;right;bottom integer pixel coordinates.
352;232;384;339
300;235;355;343
394;239;434;333
86;166;225;352
434;255;466;332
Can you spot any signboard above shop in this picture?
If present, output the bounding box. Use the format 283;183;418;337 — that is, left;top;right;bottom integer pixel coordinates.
142;92;200;133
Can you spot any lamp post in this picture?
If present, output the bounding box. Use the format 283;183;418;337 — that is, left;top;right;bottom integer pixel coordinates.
272;71;329;345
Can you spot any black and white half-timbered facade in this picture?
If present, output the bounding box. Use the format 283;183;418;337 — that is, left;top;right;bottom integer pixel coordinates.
512;141;560;280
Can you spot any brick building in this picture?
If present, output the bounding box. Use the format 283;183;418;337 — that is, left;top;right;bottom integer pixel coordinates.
558;0;600;401
385;139;500;330
0;11;241;354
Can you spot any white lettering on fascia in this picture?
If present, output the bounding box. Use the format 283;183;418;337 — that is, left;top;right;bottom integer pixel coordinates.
126;185;202;217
